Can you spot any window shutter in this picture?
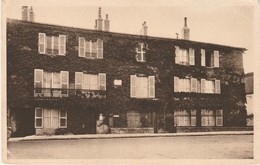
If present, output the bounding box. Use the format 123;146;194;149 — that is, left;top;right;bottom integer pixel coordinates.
191;78;197;93
175;46;180;64
78;37;85;57
215;79;221;94
189;48;195;65
34;69;43;96
75;72;83;90
38;33;46;54
214;50;219;67
201;79;206;93
97;39;103;59
130;75;136;97
61;71;69;96
35;108;43;128
99;73;106;90
201;49;205;66
174;76;179;92
148;76;155;98
59;35;66;55
216;109;223;126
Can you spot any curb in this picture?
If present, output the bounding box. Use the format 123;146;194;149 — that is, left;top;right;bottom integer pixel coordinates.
8;131;254;142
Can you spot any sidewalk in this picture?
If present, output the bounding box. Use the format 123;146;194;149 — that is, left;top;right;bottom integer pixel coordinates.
8;131;253;142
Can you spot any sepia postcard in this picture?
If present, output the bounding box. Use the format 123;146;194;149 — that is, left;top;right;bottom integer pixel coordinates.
2;0;260;164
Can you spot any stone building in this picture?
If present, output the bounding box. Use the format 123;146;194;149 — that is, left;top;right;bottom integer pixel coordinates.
7;7;247;137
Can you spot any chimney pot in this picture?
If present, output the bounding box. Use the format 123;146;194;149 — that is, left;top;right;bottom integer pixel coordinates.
104;14;110;32
182;17;190;40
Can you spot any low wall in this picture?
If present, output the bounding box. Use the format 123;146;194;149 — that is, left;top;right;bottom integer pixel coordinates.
36;128;56;135
111;128;154;134
176;127;253;133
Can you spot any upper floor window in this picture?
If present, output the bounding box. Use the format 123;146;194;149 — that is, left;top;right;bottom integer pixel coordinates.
136;43;146;62
75;72;106;91
174;77;221;94
34;69;69;97
38;33;66;56
201;49;219;67
78;37;103;59
175;46;195;65
130;75;155;98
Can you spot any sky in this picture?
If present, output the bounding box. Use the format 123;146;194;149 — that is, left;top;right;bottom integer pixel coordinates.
4;0;259;73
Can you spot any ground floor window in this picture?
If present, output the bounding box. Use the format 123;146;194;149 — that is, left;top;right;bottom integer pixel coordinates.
174;109;196;126
201;109;223;126
35;108;67;129
126;111;153;128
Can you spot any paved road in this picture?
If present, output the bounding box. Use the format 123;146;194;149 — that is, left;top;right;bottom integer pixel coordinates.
7;135;253;159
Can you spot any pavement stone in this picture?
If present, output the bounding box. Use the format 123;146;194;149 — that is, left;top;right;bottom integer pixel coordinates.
8;131;253;142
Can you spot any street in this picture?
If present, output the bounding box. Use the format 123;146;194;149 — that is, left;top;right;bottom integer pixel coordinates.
7;135;253;159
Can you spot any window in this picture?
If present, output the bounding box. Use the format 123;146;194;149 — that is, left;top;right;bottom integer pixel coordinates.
136;43;146;62
34;69;69;97
201;109;223;126
174;109;196;126
78;37;103;59
130;75;155;98
174;77;221;94
175;46;195;65
201;49;219;67
35;108;67;129
38;33;66;56
35;108;43;128
75;72;106;91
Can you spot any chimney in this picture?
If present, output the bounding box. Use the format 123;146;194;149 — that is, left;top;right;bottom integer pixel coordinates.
141;21;148;36
29;6;35;22
104;14;110;32
97;7;103;31
21;6;29;21
182;17;190;40
94;20;98;30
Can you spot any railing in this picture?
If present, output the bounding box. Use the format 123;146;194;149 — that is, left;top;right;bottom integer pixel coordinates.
34;88;106;99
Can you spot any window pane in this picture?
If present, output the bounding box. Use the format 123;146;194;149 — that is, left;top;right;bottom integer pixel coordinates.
36;119;42;127
46;36;52;54
60;110;66;117
44;72;52;88
90;74;98;90
53;36;59;54
35;109;42;117
60;119;67;127
53;72;60;88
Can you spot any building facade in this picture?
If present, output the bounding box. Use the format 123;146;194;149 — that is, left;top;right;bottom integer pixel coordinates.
245;72;254;126
7;11;247;136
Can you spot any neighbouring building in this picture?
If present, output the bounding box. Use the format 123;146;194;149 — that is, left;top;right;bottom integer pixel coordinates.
245;72;254;126
7;7;248;137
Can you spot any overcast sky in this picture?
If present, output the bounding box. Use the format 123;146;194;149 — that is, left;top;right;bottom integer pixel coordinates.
4;0;258;73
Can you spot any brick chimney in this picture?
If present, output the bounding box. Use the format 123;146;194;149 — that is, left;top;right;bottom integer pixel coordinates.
104;14;110;32
21;6;35;22
182;17;190;40
140;21;148;36
96;7;103;31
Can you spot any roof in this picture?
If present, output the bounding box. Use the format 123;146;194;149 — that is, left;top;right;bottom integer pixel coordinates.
7;18;247;51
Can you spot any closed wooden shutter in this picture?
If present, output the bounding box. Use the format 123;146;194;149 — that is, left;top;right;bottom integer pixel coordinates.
85;41;91;58
148;76;155;98
174;76;179;92
189;48;195;65
215;79;221;94
197;80;201;93
99;73;106;90
130;75;136;97
216;109;223;126
201;49;205;66
191;78;197;93
59;35;66;55
78;37;85;57
75;72;83;90
97;39;103;59
35;108;43;128
38;33;46;54
34;69;43;96
175;46;180;64
214;50;219;67
91;41;97;58
201;79;206;93
61;71;69;96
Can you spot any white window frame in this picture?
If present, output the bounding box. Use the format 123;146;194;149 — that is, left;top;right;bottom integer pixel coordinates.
34;69;43;96
98;73;106;91
213;50;219;67
61;71;69;97
35;108;43;128
130;75;155;98
201;49;206;66
59;110;67;128
38;33;46;54
79;37;103;59
136;43;146;62
59;35;66;56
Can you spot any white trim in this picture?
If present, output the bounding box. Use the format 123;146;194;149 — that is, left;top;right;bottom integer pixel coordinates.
59;35;66;55
148;76;155;98
136;43;146;62
38;33;46;54
201;49;206;66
